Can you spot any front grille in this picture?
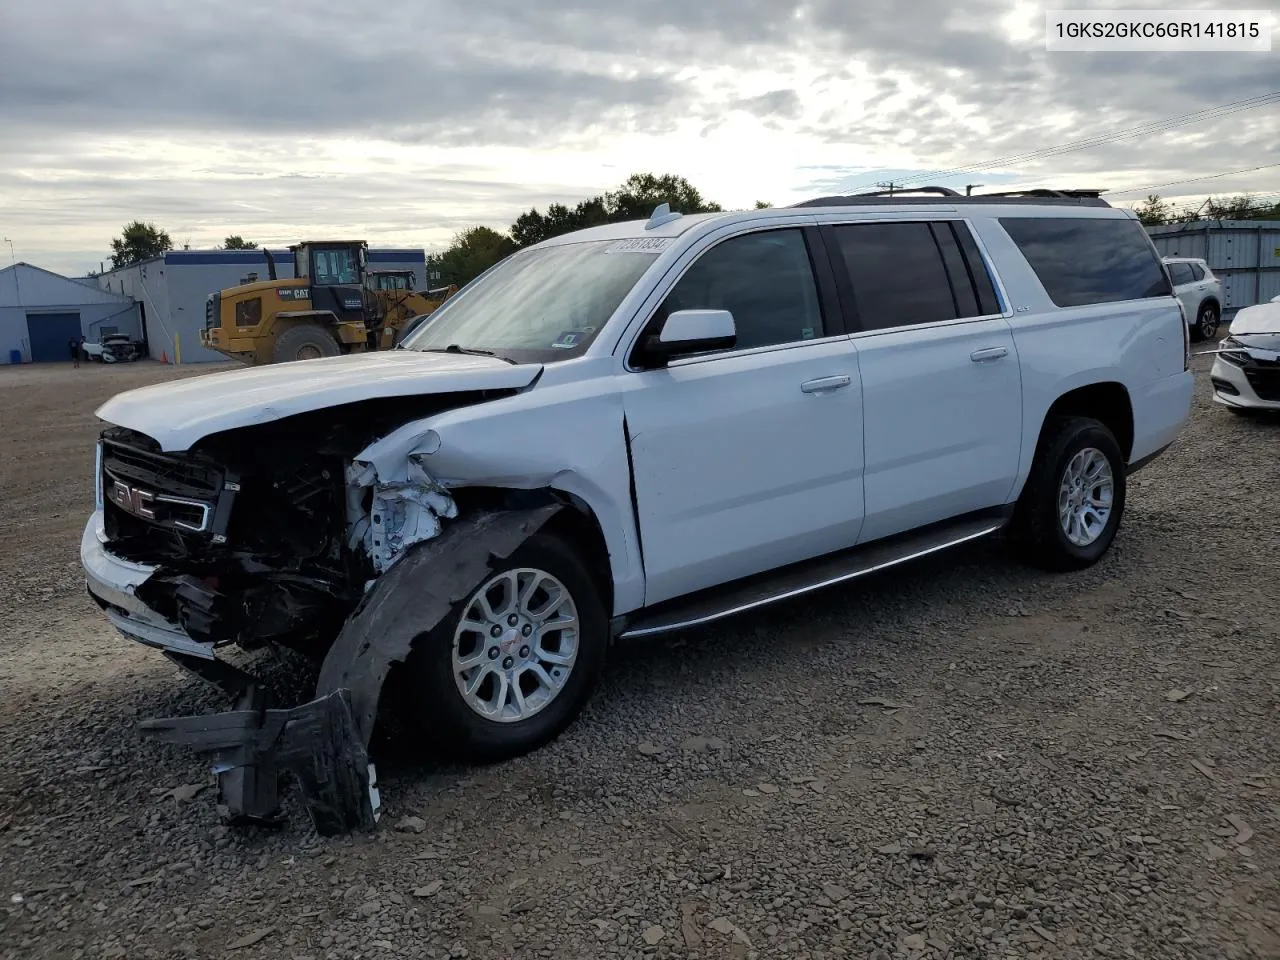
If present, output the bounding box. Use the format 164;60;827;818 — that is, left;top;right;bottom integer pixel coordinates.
103;441;221;500
100;434;223;540
1244;366;1280;401
205;292;220;331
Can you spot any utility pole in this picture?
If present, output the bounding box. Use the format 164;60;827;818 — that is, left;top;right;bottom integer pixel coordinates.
965;184;984;196
875;180;900;196
3;238;19;308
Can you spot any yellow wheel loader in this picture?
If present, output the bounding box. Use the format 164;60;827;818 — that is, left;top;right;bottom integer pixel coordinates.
200;241;456;365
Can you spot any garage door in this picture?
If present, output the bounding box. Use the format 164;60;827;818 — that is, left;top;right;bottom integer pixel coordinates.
25;312;83;362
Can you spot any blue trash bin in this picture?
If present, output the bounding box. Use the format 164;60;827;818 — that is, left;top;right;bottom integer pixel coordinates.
8;349;21;365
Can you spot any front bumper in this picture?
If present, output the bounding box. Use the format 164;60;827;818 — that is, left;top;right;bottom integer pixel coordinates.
80;510;380;834
1209;357;1280;410
81;512;216;660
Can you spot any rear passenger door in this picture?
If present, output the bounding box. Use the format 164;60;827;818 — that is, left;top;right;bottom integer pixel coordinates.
821;219;1023;544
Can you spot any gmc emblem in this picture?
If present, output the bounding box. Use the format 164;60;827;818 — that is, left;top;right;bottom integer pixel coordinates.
110;480;156;520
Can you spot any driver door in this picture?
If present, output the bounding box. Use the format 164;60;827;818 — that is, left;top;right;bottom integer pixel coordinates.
621;227;866;606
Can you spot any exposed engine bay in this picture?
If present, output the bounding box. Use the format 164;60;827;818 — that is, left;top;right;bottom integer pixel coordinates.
95;393;505;655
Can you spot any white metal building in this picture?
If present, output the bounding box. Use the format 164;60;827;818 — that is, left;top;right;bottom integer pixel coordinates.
97;247;428;363
0;263;142;364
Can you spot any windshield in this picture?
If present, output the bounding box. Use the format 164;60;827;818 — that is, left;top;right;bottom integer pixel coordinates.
402;239;664;362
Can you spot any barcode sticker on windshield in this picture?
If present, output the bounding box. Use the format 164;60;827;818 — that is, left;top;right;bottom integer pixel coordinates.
604;238;674;254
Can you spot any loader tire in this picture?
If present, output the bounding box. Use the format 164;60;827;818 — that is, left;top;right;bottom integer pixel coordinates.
273;324;340;363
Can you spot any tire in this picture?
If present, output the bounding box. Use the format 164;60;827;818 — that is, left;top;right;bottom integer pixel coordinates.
1192;303;1219;343
1012;416;1127;572
403;532;608;763
272;324;341;363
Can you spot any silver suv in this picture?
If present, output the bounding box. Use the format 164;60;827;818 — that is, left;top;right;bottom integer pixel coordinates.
82;188;1194;833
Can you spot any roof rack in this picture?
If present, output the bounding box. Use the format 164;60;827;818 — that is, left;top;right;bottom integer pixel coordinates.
789;189;1111;209
977;188;1106;199
849;186;962;198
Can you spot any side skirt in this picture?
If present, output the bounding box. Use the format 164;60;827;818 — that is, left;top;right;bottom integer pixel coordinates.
615;506;1012;640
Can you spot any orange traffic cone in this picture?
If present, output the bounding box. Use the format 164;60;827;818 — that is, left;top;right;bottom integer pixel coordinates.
161;351;169;364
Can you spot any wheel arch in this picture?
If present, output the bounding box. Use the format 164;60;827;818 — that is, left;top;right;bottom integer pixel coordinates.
1037;381;1135;462
450;485;615;618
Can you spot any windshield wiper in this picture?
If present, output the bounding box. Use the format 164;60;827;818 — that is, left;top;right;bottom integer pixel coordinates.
422;344;517;364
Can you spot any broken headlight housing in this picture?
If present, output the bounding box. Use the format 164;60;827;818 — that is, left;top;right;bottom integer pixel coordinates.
1217;337;1249;367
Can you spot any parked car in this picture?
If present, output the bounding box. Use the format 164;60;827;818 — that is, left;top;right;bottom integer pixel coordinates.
82;334;142;363
81;191;1193;832
1207;298;1280;414
1163;256;1223;342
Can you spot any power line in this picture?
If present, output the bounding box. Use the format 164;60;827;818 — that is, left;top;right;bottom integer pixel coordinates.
840;90;1280;193
1105;162;1280;197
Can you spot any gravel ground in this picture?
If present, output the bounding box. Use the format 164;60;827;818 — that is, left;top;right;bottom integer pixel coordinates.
1;354;1278;960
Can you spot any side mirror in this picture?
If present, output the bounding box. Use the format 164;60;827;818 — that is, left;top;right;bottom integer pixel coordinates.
642;309;736;366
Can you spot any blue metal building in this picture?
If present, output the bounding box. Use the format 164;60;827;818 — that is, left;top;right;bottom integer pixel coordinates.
0;263;142;363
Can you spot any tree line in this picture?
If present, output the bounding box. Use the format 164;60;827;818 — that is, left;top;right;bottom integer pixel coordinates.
107;222;256;268
1132;192;1280;226
427;173;756;288
105;178;1276;277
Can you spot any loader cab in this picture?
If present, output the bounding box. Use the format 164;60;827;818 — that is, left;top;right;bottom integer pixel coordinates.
367;270;416;292
290;241;369;322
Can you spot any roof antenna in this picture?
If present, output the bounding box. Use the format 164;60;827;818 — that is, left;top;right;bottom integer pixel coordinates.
645;203;682;230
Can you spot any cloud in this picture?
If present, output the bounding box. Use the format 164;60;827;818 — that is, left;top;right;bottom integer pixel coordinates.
1;0;1277;274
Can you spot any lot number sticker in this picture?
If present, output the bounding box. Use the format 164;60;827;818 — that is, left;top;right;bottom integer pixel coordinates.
604;238;674;254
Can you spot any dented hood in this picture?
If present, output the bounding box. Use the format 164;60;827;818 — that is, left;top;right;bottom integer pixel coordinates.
96;350;542;451
1228;301;1280;337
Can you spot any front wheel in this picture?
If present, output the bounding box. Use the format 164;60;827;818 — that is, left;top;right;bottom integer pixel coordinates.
404;532;608;763
1012;416;1127;571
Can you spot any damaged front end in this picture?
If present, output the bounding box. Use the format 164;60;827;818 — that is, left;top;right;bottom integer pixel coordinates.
82;389;563;829
87;395;557;834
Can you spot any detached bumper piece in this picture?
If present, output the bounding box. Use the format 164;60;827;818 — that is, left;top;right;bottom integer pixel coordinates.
138;659;380;836
133;506;560;836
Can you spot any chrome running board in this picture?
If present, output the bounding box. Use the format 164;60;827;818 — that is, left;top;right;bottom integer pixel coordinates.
617;507;1011;640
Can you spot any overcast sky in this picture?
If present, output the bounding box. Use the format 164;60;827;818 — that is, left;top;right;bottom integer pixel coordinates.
1;0;1277;275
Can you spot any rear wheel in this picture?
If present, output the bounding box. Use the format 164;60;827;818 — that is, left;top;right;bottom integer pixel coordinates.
1012;416;1126;571
404;533;608;763
273;324;340;363
1193;303;1219;342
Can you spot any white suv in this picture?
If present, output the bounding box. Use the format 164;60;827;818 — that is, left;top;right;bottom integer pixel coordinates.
1163;256;1224;342
81;189;1194;832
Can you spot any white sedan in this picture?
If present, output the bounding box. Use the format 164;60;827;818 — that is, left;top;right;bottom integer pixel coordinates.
1207;298;1280;413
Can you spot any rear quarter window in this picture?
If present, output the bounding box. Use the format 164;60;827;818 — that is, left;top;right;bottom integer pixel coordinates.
999;216;1172;308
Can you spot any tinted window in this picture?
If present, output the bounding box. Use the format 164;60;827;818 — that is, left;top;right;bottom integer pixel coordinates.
1000;217;1172;307
655;229;825;351
951;222;1003;316
1189;263;1206;281
1167;262;1195;286
831;222;957;329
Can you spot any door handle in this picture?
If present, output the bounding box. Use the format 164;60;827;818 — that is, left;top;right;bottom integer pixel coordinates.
970;346;1009;363
800;375;852;394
